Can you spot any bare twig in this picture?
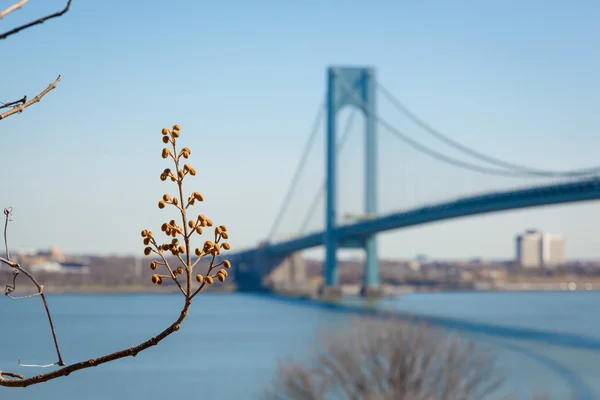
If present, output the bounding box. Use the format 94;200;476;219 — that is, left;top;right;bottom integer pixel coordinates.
0;0;72;40
1;207;65;367
0;0;29;20
0;75;61;120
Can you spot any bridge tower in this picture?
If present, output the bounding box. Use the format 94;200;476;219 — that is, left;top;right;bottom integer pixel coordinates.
323;66;382;298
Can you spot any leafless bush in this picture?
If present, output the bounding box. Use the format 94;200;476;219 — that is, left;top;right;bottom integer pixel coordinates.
0;124;233;387
264;317;507;400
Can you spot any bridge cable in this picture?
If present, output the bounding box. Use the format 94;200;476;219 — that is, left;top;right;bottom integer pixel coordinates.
298;110;357;234
377;81;600;178
267;100;325;242
335;76;552;178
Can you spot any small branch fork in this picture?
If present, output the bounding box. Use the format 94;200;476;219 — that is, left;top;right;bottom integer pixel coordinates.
0;0;73;40
0;207;65;367
0;75;61;120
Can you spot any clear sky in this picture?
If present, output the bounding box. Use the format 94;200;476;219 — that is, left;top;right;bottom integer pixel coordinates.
1;0;600;260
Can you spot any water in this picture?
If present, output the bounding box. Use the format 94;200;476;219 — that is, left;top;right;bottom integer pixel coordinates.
0;292;598;399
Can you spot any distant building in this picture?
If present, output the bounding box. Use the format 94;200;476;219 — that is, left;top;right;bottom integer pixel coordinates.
515;230;564;268
541;233;565;267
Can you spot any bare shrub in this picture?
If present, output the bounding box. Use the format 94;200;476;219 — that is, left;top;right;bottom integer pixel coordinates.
264;317;506;400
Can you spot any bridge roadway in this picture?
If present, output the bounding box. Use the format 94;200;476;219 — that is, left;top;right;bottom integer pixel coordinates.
228;176;600;280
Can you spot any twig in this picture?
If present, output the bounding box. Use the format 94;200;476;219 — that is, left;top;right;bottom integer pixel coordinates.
0;301;192;387
0;75;61;120
0;0;29;20
0;0;72;40
0;207;65;367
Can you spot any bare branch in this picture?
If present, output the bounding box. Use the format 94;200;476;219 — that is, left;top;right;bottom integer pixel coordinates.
0;75;61;120
1;207;66;367
0;0;72;40
1;124;233;388
0;0;29;20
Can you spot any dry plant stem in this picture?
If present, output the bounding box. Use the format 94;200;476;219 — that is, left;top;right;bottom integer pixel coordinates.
0;75;61;120
1;213;65;367
0;299;193;387
0;0;28;20
0;0;72;40
171;139;193;299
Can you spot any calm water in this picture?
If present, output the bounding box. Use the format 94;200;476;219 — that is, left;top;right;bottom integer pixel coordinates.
0;292;599;399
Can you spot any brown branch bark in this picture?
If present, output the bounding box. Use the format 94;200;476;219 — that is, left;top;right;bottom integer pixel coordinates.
0;75;61;120
0;0;72;40
0;0;29;20
0;301;192;387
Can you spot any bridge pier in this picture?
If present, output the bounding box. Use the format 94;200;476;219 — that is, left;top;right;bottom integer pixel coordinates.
361;235;383;298
264;252;310;294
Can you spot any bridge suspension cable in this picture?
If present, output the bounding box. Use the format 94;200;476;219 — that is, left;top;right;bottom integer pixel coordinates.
298;110;357;234
334;76;591;178
267;100;325;242
377;81;600;178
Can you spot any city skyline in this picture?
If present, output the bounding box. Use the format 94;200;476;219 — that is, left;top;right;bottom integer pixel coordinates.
2;1;600;259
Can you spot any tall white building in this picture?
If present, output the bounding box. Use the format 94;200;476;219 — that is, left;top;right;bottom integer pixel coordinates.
515;230;565;268
541;233;565;267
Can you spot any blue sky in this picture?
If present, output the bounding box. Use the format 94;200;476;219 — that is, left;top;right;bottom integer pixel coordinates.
1;0;600;260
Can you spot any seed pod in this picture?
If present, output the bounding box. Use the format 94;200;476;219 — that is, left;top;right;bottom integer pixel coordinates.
205;276;214;285
144;247;152;256
196;274;203;282
162;136;170;144
195;248;201;256
222;242;231;250
178;245;185;254
221;232;229;239
217;274;225;282
150;261;158;270
206;219;213;227
223;260;231;269
176;267;184;275
143;238;150;245
195;226;202;234
188;220;196;228
158;201;166;209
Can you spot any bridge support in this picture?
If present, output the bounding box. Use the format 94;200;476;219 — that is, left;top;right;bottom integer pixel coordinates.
264;252;310;294
324;66;382;298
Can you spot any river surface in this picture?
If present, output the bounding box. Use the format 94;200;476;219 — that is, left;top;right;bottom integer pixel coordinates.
0;292;599;399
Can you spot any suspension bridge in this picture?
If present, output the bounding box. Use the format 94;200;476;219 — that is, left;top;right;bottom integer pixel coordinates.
228;66;600;297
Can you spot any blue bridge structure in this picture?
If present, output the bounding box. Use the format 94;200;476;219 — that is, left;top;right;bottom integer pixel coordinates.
227;66;600;296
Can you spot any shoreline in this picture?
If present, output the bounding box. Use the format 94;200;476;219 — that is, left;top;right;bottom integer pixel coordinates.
6;284;600;295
